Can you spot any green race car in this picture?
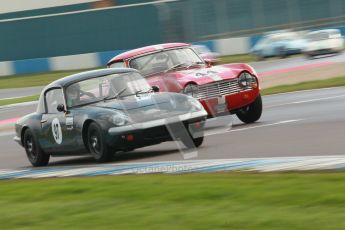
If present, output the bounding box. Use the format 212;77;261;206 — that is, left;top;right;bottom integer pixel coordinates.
14;68;207;166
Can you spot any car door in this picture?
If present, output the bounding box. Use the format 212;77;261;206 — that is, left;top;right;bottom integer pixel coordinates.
39;88;76;154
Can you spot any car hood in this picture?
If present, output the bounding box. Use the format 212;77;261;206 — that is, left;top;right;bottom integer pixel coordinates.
92;93;202;123
158;65;246;86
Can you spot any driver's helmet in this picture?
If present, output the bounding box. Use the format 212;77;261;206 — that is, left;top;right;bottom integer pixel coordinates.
155;52;169;62
66;83;80;107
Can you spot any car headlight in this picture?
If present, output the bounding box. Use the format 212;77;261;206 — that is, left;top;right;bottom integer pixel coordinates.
183;84;198;97
238;72;256;88
110;113;129;126
188;97;204;111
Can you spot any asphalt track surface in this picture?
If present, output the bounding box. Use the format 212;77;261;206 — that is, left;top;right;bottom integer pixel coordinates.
1;52;344;100
0;86;344;170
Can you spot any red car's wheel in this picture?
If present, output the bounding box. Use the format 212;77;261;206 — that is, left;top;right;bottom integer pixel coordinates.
236;94;262;124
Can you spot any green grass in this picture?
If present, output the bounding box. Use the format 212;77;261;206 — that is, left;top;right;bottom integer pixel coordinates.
0;94;39;106
219;54;257;64
1;172;345;229
261;75;345;95
0;69;91;89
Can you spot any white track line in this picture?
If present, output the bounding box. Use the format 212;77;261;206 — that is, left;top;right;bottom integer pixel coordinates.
266;94;345;108
230;119;302;132
205;119;302;136
263;86;345;97
0;132;14;137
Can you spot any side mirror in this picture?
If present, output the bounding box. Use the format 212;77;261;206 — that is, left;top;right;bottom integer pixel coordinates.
204;59;216;67
57;104;66;113
152;85;160;92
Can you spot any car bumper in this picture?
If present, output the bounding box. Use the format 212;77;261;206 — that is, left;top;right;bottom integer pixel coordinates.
285;48;302;55
107;110;207;150
305;48;338;56
199;88;260;116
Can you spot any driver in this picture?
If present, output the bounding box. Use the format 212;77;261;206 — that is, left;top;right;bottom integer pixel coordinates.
152;53;170;71
155;52;169;63
66;83;80;107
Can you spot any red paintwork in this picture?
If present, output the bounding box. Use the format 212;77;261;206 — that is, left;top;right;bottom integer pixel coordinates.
107;43;260;116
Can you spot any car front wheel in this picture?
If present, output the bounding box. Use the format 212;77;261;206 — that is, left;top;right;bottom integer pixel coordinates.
23;129;50;167
87;122;113;163
236;94;262;124
181;135;204;149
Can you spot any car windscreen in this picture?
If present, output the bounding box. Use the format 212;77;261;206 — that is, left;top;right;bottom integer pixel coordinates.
129;48;203;76
307;32;331;41
308;30;342;41
65;72;151;108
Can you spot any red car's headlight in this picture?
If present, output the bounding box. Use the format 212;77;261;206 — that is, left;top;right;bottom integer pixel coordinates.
183;84;199;97
238;72;257;88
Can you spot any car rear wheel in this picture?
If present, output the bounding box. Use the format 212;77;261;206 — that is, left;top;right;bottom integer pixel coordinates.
23;129;50;167
305;53;315;59
87;122;113;163
277;47;287;58
236;94;262;124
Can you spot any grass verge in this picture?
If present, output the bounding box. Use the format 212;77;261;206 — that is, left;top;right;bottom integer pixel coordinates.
261;75;345;95
1;172;345;229
0;95;39;106
0;69;89;89
219;54;257;64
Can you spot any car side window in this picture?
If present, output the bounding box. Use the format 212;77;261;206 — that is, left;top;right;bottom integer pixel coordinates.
45;88;65;114
109;61;125;68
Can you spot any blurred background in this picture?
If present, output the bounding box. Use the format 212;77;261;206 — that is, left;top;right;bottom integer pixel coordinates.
0;0;344;75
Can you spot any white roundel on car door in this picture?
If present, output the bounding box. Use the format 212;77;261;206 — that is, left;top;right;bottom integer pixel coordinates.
51;118;62;144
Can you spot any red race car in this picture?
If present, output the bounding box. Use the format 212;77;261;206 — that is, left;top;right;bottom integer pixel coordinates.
107;43;262;123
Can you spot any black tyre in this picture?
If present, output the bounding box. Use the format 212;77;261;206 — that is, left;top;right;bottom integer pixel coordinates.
192;136;204;148
236;94;263;124
23;129;50;167
277;47;287;58
181;134;204;149
87;122;113;162
257;55;265;61
305;53;314;59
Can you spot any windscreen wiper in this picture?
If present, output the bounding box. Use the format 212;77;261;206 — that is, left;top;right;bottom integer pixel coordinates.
103;87;127;101
164;63;188;73
186;61;205;69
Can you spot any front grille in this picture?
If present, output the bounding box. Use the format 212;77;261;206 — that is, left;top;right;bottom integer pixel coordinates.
143;126;170;140
195;78;254;100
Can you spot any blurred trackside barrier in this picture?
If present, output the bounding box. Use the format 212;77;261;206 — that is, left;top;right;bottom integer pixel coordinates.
0;36;256;76
1;24;345;76
0;0;150;20
0;0;345;76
